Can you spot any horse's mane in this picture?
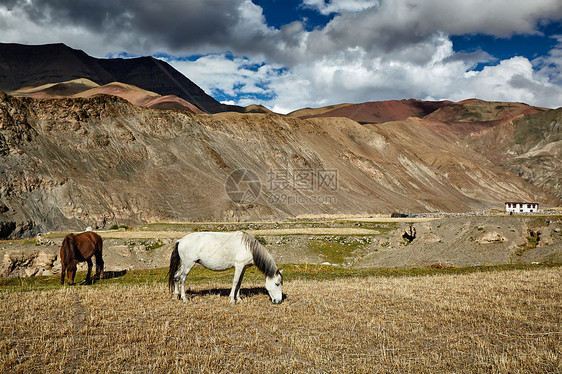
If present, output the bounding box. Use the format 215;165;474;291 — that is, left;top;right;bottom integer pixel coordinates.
61;234;76;262
241;232;278;278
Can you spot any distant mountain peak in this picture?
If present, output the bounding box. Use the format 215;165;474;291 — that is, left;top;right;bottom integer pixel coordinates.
0;42;242;114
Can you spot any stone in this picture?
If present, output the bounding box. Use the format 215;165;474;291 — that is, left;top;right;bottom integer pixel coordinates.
35;250;56;268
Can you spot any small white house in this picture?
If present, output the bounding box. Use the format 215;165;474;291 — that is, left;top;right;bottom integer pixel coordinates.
505;202;539;213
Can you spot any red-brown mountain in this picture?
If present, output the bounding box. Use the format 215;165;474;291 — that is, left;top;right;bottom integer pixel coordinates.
289;99;451;123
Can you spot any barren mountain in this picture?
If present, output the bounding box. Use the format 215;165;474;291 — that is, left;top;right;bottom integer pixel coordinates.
293;97;561;200
8;78;100;98
9;79;204;113
291;99;450;124
0;43;240;113
0;91;557;238
464;108;562;200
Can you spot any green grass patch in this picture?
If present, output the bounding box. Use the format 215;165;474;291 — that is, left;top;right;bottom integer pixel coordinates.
308;237;371;263
281;263;562;281
2;263;560;293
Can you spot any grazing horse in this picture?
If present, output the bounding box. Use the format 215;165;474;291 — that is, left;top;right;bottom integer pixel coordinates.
60;231;104;285
168;231;283;304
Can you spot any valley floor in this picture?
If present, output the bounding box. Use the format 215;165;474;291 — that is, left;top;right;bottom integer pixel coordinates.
1;214;561;278
1;267;560;373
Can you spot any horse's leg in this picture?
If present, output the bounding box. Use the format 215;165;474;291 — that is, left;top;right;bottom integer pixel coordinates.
60;263;66;285
176;262;194;302
230;264;246;304
85;259;93;284
94;252;104;280
95;240;104;280
234;266;247;302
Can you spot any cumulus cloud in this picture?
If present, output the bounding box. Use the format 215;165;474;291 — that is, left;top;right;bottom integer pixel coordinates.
1;0;562;111
302;0;378;15
168;54;284;101
0;0;274;56
534;35;562;87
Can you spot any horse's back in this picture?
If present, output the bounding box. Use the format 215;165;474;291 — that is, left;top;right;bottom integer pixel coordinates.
77;231;102;242
74;231;103;255
177;231;251;269
180;231;244;246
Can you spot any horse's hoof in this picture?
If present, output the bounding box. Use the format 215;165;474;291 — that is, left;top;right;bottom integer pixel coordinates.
229;299;237;305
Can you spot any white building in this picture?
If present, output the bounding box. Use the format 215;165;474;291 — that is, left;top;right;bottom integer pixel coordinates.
505;202;539;213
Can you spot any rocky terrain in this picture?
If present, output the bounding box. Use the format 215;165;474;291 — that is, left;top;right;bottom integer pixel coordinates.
1;91;560;238
1;215;560;278
289;99;452;124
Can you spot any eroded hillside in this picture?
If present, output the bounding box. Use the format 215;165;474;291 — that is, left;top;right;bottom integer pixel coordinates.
0;92;557;237
464;108;562;200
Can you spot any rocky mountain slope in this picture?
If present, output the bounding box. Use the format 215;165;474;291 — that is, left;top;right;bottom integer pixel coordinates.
296;98;561;201
465;107;562;200
0;43;240;113
0;91;558;238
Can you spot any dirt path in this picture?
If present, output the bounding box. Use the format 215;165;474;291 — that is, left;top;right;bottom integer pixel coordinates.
247;228;379;236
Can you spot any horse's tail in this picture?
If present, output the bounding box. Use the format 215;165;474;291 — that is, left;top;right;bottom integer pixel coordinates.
167;241;181;292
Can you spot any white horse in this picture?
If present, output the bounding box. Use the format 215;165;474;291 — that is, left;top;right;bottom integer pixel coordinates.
168;231;283;304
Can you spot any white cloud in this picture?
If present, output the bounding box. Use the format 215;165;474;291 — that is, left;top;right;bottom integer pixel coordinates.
534;35;562;87
303;0;378;15
1;0;562;111
168;54;285;103
446;57;562;106
197;32;562;113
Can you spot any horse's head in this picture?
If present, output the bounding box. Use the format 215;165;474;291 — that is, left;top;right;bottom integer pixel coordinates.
60;234;78;285
265;269;283;304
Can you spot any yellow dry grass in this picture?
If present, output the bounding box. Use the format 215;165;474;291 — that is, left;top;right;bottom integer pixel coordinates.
95;230;190;240
293;213;440;222
1;268;560;373
342;217;442;223
246;228;379;236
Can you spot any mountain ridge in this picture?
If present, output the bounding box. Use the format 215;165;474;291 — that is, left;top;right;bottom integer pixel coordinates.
9;79;204;113
0;91;559;238
0;42;241;114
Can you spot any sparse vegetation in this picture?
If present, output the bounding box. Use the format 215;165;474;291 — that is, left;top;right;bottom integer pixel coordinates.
307;236;371;264
109;224;129;230
0;265;560;373
516;228;542;257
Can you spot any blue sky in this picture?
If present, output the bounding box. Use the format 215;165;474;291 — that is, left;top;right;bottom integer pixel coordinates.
1;0;562;112
452;22;562;69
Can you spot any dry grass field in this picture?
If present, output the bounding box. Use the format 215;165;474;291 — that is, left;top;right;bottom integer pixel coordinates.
1;266;560;373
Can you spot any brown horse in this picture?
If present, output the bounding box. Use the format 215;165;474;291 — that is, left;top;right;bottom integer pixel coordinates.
60;231;104;285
